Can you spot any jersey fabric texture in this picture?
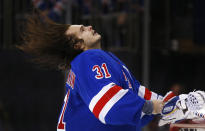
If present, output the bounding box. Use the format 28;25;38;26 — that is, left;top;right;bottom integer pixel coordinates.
57;49;161;131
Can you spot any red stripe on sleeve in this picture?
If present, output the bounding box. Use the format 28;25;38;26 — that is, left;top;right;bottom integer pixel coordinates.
144;88;152;100
92;85;122;119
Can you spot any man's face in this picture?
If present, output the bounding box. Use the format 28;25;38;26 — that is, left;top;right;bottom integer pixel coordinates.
66;25;101;50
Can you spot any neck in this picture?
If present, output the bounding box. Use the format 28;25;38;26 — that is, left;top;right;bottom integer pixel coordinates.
84;41;101;51
95;41;101;49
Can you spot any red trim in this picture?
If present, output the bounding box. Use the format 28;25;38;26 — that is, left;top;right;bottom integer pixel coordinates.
122;71;127;81
93;85;122;118
144;88;152;100
57;90;70;129
71;74;75;89
163;92;176;102
67;71;71;85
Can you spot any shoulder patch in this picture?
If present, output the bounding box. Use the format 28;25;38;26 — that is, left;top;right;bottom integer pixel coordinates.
66;70;76;89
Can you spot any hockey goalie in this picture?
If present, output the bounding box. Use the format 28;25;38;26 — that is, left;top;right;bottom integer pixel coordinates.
159;90;205;126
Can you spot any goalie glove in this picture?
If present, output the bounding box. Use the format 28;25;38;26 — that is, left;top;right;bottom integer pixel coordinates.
186;91;205;119
186;91;205;111
193;109;205;119
159;90;205;126
158;92;194;126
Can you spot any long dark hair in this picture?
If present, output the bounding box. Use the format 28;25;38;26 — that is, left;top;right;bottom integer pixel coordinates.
17;10;83;70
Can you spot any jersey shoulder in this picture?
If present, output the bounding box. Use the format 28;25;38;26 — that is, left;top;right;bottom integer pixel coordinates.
71;49;110;65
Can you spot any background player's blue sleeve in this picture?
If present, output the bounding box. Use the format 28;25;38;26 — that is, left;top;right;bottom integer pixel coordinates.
74;51;146;126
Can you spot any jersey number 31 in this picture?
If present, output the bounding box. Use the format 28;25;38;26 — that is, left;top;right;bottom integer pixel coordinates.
92;63;111;79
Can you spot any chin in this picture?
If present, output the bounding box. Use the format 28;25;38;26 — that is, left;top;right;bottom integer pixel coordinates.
96;36;101;43
96;34;101;40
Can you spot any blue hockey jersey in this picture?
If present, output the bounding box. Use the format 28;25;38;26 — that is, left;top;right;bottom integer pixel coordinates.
57;49;162;131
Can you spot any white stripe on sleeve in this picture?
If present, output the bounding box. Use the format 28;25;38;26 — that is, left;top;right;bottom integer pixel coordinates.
138;85;145;98
98;89;129;124
89;82;115;111
151;92;158;100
